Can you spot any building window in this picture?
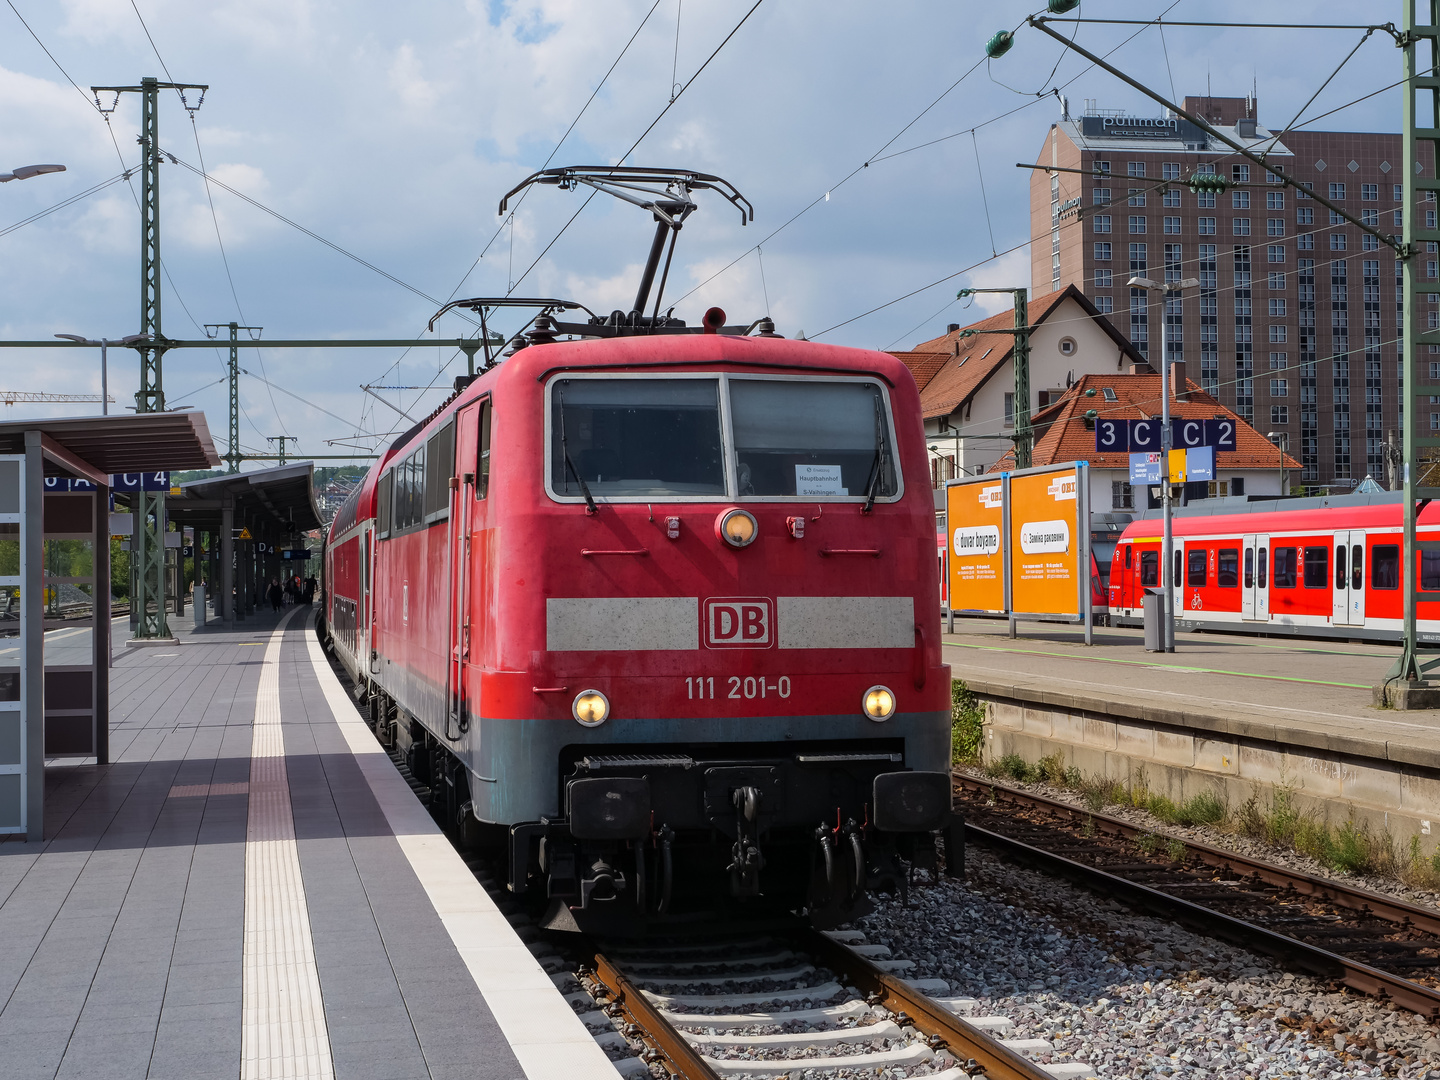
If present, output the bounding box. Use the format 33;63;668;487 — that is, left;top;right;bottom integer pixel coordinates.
1198;217;1217;234
1094;295;1113;314
1094;269;1113;288
1269;298;1288;316
1431;260;1439;279
1395;184;1404;201
1361;208;1379;226
1297;182;1313;199
1270;379;1289;396
1095;242;1112;260
1298;233;1314;250
1267;218;1285;236
1269;271;1285;288
1331;233;1348;250
1362;183;1378;201
1234;218;1252;236
1272;405;1290;425
1164;216;1181;234
1196;190;1216;209
1362;233;1379;251
1267;246;1285;264
1270;351;1288;370
1396;209;1405;228
1233;164;1250;183
1431;361;1440;380
1329;209;1345;226
1129;215;1147;233
1432;413;1440;431
1267;191;1285;210
1162;162;1180;181
1092;187;1112;205
1329;182;1346;201
1093;214;1112;233
1297;207;1314;225
1163;188;1181;207
1112;481;1133;509
1128;162;1145;178
1092;160;1111;175
1233;191;1251;209
1129;188;1146;206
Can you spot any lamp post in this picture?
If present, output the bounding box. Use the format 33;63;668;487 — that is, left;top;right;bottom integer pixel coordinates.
1128;275;1199;652
1266;431;1288;496
0;163;65;183
54;334;151;415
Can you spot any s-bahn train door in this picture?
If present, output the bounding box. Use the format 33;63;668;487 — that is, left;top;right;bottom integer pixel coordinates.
1334;530;1366;626
1172;541;1184;618
1242;534;1257;619
1255;534;1270;621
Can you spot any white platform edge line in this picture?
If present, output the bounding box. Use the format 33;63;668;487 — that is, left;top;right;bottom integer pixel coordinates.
301;622;618;1080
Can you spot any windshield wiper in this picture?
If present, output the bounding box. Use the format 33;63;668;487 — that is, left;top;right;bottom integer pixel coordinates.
862;394;886;513
558;392;598;514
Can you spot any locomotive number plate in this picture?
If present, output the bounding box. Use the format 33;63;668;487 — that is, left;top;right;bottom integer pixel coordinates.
686;676;792;700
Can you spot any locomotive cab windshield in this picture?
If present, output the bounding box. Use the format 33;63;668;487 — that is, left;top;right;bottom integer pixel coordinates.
548;373;900;503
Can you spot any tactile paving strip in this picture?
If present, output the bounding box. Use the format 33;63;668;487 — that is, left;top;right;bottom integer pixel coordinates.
241;608;335;1080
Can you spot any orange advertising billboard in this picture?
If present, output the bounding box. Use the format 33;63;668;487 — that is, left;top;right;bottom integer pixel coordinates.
1008;466;1083;617
945;476;1005;615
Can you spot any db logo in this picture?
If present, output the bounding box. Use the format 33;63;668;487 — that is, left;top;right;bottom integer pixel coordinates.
703;597;774;649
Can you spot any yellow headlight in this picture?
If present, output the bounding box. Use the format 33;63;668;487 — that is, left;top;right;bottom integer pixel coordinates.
572;689;610;727
863;685;896;722
717;508;758;548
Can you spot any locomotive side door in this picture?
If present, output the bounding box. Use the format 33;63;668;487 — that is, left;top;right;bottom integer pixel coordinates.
1334;529;1366;626
449;403;482;734
1241;533;1256;619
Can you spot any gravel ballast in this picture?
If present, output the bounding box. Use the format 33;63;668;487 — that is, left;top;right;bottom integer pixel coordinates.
855;848;1440;1079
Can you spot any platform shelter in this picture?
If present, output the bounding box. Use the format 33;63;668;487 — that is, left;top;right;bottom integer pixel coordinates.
0;413;218;841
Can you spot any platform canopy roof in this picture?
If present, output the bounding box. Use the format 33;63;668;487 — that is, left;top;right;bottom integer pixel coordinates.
0;411;220;478
169;461;323;535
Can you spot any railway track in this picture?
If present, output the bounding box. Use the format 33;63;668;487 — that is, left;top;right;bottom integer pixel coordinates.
955;773;1440;1017
566;923;1089;1080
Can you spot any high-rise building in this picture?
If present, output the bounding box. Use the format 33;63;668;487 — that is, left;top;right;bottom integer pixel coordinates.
1031;95;1434;488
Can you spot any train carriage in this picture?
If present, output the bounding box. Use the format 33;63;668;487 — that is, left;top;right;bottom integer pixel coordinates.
1109;500;1440;642
325;323;954;930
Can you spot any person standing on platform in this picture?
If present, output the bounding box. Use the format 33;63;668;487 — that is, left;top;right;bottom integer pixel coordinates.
268;578;283;612
302;576;315;605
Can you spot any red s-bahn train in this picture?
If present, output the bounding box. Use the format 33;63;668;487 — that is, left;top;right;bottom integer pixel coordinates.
323;301;953;929
1108;498;1440;642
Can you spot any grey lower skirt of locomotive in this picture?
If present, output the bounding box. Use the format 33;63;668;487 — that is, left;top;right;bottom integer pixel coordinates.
512;742;961;933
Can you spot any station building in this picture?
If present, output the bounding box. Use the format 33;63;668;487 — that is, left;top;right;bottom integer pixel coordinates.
1029;94;1434;491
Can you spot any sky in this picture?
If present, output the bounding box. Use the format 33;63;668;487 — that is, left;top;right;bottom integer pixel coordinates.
0;0;1407;470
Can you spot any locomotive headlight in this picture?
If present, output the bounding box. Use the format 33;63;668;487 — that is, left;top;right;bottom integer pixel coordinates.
573;689;610;727
863;685;896;722
716;508;758;548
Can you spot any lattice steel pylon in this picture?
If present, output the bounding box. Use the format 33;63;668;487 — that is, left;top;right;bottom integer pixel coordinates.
205;321;261;473
92;75;208;639
1394;5;1440;687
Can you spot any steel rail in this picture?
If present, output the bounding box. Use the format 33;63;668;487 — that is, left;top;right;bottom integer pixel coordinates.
578;944;720;1080
797;927;1055;1080
956;775;1440;937
959;812;1440;1015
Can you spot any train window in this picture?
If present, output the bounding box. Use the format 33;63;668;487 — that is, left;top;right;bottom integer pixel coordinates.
730;379;898;499
1174;550;1182;590
1139;550;1158;586
476;399;491;499
1124;545;1132;569
1218;548;1239;588
1372;545;1399;589
1423;551;1440;592
1258;547;1267;588
377;471;393;540
1352;545;1363;591
550;378;725;497
1303;546;1329;588
1273;546;1297;588
393;444;427;532
1187;549;1207;586
1334;544;1346;590
1243;548;1253;588
423;420;455;521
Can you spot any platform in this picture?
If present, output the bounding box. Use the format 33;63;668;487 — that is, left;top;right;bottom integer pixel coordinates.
946;618;1440;851
0;607;615;1080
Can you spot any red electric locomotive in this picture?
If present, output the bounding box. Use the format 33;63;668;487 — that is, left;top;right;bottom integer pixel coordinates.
1109;496;1440;642
323;168;953;930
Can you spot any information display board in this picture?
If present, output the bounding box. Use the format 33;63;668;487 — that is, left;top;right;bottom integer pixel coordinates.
945;475;1005;614
944;462;1092;639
